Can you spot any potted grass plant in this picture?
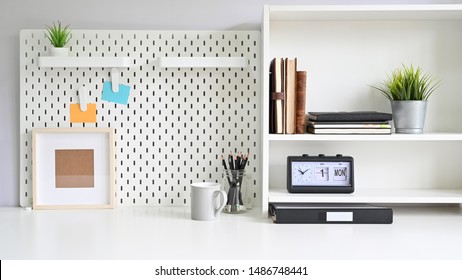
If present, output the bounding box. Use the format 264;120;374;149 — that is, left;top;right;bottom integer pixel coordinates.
371;64;440;134
45;21;71;57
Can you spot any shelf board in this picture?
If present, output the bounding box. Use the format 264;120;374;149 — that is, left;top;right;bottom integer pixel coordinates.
268;188;462;204
37;56;132;68
158;57;248;68
269;5;462;21
267;132;462;142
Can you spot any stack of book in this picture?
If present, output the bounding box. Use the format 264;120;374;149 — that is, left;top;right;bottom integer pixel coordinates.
269;57;307;134
306;111;393;135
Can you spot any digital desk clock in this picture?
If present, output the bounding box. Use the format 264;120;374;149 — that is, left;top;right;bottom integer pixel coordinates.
287;154;354;193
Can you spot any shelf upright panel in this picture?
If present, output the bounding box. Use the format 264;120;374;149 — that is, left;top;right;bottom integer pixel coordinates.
261;5;271;217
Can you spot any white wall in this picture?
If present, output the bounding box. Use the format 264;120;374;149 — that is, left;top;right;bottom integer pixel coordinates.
1;0;460;206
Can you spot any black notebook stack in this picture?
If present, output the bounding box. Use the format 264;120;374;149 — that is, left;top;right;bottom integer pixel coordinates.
306;111;393;135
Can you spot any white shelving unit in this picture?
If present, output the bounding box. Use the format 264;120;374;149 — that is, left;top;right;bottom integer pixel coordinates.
261;5;462;216
37;56;131;68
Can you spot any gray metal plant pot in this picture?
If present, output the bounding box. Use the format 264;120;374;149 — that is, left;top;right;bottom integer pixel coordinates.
391;101;427;134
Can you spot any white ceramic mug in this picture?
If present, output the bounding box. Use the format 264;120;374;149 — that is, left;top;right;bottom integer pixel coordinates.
191;182;227;221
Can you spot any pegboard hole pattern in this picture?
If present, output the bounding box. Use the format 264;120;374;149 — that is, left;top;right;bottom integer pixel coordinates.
20;30;261;207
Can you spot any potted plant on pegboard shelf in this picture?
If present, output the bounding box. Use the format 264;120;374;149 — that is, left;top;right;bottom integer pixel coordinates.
45;21;71;57
371;64;440;134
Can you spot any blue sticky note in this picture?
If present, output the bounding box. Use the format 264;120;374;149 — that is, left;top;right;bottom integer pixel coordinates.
101;81;131;105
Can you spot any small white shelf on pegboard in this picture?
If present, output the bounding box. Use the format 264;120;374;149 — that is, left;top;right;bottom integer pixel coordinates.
37;56;131;68
159;57;247;68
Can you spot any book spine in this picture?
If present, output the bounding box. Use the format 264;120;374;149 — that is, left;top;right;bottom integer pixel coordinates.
269;59;274;133
296;71;307;134
307;127;392;134
307;122;391;129
307;113;393;122
284;58;297;134
270;58;286;134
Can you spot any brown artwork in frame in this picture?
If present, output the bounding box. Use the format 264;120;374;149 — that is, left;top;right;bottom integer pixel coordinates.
55;149;95;188
32;128;115;209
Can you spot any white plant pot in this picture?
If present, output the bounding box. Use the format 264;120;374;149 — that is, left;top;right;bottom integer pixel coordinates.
49;47;69;57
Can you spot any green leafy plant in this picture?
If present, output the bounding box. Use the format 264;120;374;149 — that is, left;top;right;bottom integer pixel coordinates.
371;64;440;101
45;21;71;48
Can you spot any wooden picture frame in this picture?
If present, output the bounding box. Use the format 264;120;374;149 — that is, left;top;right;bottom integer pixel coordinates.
32;128;115;209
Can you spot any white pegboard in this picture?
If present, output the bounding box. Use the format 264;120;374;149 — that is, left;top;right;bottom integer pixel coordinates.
19;30;261;207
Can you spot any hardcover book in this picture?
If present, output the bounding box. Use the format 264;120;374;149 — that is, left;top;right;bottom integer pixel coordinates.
307;126;392;135
296;71;307;134
307;121;391;129
270;57;307;134
270;58;285;134
284;58;297;134
307;111;392;122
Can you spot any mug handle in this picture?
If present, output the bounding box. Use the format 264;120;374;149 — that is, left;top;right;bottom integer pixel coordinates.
213;190;227;217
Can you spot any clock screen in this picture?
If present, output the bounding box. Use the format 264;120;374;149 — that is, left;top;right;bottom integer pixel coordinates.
292;161;351;186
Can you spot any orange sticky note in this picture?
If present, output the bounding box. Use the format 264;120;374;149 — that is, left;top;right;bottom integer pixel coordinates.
70;103;97;123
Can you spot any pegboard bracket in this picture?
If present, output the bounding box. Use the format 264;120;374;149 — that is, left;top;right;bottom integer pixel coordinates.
37;56;132;68
159;57;248;68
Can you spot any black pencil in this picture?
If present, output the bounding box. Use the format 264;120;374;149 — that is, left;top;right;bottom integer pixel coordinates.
221;155;228;170
228;152;234;170
240;153;248;170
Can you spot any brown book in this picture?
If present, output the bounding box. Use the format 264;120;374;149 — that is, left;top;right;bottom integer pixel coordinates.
270;58;285;134
284;58;297;134
296;71;307;134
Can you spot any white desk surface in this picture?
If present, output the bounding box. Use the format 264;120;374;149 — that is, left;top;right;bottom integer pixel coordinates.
1;206;462;260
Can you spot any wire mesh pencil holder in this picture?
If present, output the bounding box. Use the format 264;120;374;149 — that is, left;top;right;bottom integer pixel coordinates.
222;169;252;214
